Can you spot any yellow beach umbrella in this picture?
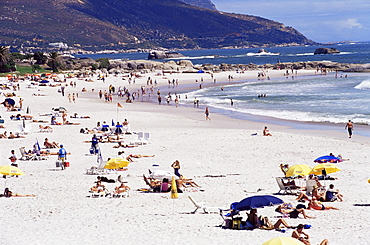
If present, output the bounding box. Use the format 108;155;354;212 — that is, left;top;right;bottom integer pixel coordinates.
0;165;25;176
262;237;304;245
285;164;312;177
170;176;178;199
104;158;130;169
310;163;341;176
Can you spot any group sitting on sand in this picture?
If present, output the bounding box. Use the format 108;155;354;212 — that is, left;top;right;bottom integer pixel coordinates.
296;184;344;203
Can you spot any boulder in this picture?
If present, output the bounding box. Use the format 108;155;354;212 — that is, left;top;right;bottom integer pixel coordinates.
314;48;340;55
177;60;193;67
148;50;184;60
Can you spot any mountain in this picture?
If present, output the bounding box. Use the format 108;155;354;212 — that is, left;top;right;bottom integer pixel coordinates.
181;0;217;10
0;0;316;50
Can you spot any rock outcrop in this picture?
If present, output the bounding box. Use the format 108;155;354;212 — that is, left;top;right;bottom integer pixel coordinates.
314;48;340;55
148;51;184;60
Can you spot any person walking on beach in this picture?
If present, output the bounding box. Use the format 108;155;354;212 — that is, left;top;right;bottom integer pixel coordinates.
58;145;67;170
345;120;353;138
205;107;211;120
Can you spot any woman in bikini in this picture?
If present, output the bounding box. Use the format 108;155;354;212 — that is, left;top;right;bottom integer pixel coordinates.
308;197;339;210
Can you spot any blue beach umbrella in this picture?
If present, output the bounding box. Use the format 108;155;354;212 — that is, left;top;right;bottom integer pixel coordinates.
233;195;284;211
314;155;342;163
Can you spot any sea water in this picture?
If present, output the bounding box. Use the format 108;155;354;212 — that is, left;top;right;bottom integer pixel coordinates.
182;73;370;125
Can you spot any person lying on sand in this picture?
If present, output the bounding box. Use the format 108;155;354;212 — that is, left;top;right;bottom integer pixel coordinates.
90;181;106;193
0;131;8;138
177;175;201;188
70;113;90;119
275;205;315;219
8;132;25;139
2;188;36;198
244;208;294;230
33;119;48;123
113;142;138;148
129;154;155;158
39;125;53;130
308;197;339;210
114;182;130;194
64;121;80;125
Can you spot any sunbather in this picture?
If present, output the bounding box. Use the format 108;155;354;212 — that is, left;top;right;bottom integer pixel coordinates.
90;181;106;193
129;154;155;158
308;197;339;210
44;138;59;148
325;184;343;202
113;142;138;148
244;209;294;229
178;175;200;188
292;224;329;245
39;125;53;130
114;182;130;194
296;185;326;202
8;132;25;139
3;188;36;197
275;205;315;219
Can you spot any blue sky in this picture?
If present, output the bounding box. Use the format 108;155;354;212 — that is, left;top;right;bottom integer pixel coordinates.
212;0;370;43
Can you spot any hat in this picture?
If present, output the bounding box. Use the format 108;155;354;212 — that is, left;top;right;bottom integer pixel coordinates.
60;144;63;147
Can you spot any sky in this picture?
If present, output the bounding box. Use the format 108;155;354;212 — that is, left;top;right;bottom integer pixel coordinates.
212;0;370;43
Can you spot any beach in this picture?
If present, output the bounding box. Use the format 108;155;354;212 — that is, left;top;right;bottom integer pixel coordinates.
1;69;369;245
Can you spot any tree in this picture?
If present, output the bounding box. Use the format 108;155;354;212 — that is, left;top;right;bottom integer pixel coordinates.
34;51;47;64
96;58;110;69
0;46;16;73
47;52;61;72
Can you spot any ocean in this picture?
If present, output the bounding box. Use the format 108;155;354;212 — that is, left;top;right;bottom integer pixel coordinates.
77;42;370;134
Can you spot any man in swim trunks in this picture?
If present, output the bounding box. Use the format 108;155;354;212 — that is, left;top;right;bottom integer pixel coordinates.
345;120;353;138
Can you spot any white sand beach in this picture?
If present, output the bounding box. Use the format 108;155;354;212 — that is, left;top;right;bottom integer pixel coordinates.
1;69;369;245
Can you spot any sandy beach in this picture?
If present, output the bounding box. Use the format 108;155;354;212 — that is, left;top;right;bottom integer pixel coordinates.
1;68;369;245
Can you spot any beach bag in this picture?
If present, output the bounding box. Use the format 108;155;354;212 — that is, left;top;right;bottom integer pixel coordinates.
56;161;62;168
64;162;70;167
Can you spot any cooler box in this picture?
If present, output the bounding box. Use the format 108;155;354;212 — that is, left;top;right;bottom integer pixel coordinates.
64;162;70;167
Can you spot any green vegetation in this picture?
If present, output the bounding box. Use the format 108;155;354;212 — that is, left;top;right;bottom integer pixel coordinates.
0;46;16;73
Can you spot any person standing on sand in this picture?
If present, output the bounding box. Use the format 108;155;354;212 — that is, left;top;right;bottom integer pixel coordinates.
171;160;181;177
345;120;353;138
9;150;18;167
205;107;211;120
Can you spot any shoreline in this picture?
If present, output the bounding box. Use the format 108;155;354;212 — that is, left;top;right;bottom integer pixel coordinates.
111;71;370;142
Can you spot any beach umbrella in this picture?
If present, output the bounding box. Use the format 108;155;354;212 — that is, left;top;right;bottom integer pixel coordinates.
285;164;312;177
310;163;341;176
149;170;175;180
262;237;304;245
0;165;25;176
314;155;342;163
170;176;178;199
111;119;115;126
233;195;283;211
0;165;25;188
104;158;130;169
4;98;15;106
